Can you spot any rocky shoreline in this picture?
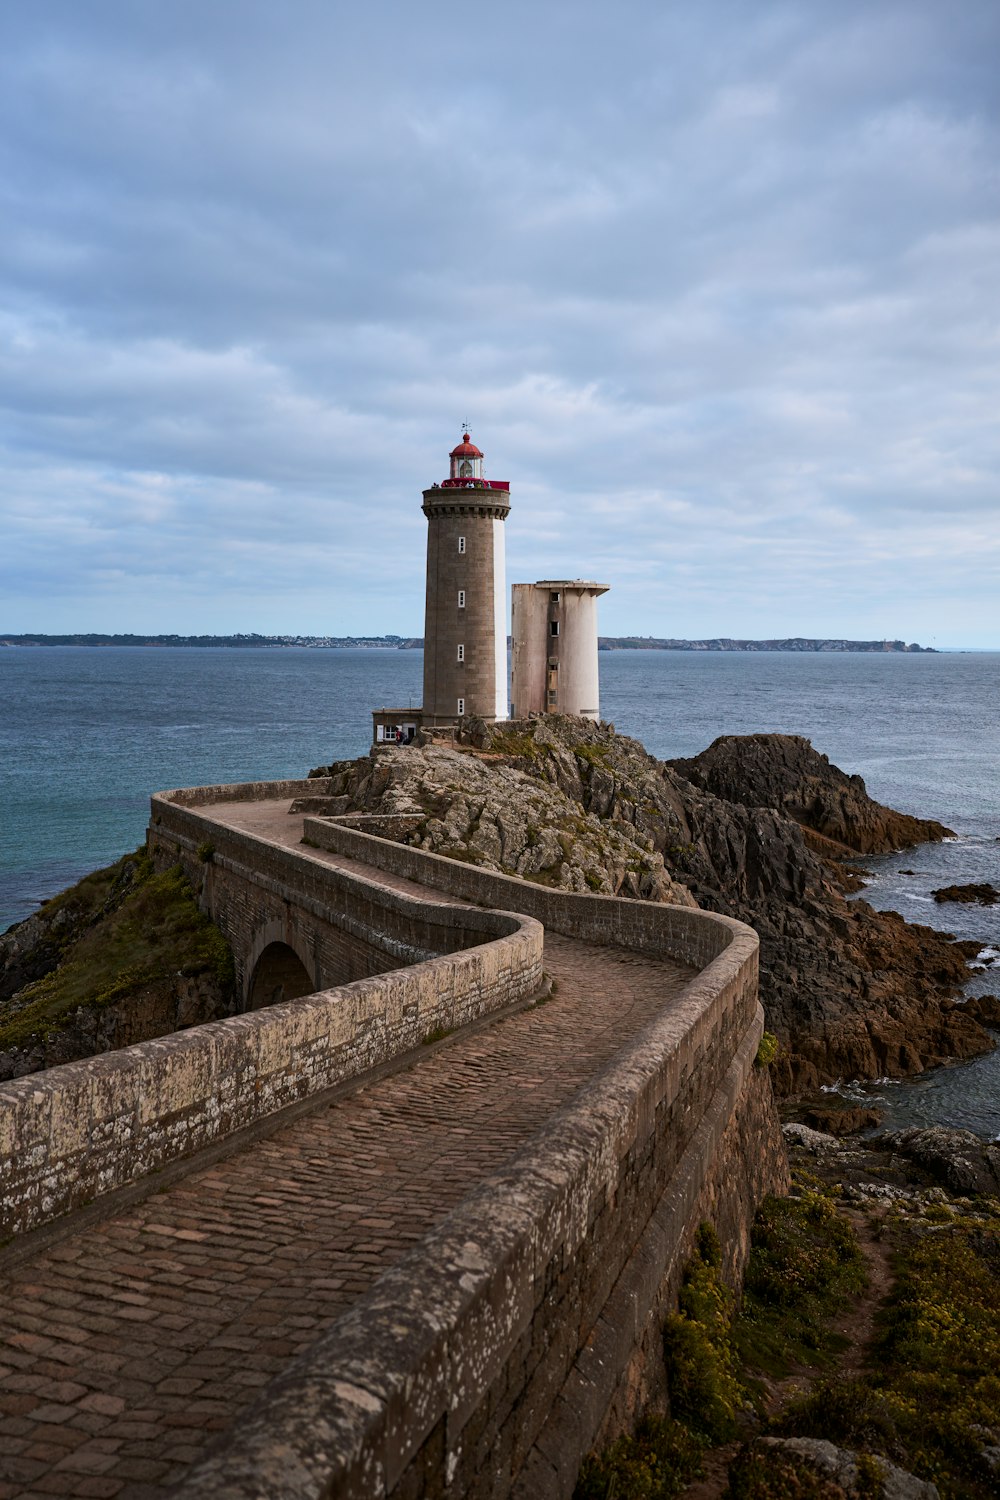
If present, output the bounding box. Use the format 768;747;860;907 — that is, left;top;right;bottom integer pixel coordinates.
2;717;994;1100
308;717;995;1097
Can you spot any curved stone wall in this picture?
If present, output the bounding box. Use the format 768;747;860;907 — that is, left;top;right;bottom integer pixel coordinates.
171;800;784;1498
0;793;544;1242
0;779;787;1500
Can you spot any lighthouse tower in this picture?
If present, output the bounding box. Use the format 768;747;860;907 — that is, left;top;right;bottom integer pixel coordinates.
420;432;510;728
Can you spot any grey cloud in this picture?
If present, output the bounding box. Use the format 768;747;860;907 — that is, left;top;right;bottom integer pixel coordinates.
0;0;998;642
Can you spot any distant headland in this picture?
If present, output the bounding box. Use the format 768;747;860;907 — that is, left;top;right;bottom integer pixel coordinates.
596;636;936;653
0;632;935;652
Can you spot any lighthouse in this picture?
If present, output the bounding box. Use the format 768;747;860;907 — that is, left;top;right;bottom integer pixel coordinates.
420;432;510;728
372;431;510;744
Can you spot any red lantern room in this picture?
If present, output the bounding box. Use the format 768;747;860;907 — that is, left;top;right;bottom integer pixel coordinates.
448;433;484;482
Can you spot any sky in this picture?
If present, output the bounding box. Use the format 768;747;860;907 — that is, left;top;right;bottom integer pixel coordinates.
1;1;998;646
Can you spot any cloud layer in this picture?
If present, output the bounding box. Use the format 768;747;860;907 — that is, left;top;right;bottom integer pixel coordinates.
2;0;998;644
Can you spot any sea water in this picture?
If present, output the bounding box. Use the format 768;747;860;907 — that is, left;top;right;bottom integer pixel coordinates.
2;646;998;1133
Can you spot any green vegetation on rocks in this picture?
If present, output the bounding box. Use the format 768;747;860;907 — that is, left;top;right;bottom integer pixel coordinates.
575;1186;869;1500
0;852;234;1054
578;1133;1000;1500
774;1202;1000;1498
664;1223;746;1444
735;1187;868;1379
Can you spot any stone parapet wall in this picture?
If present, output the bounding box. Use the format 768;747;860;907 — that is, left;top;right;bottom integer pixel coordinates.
150;795;521;999
0;798;543;1243
303;812;744;970
179;882;780;1498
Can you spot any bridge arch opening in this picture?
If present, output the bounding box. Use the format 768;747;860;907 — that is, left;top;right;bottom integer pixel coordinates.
247;943;315;1011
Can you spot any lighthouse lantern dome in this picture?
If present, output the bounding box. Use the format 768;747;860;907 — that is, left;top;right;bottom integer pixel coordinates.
449;432;484;481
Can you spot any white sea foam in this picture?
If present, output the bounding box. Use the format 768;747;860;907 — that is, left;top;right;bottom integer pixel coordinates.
820;1079;890;1102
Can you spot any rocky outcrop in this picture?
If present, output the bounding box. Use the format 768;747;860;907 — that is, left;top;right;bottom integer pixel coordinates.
784;1118;1000;1205
872;1127;1000;1198
0;854;236;1080
932;882;999;905
748;1437;939;1500
671;733;952;857
308;738;695;905
0;855;146;1002
0;973;231;1081
964;994;1000;1026
798;1106;885;1136
311;718;991;1094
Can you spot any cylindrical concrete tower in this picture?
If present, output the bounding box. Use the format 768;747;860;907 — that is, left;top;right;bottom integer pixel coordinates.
421;433;510;727
510;580;609;720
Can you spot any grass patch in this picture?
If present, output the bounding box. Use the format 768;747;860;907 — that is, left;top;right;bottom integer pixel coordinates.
574;1415;705;1500
573;741;613;770
866;1219;1000;1494
489;728;546;761
0;855;234;1050
733;1186;868;1381
773;1211;1000;1498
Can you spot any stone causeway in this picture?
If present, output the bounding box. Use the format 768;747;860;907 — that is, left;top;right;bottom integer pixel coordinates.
0;777;787;1499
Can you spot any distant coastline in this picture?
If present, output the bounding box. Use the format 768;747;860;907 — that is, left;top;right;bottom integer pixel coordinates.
0;632;936;653
597;636;936;653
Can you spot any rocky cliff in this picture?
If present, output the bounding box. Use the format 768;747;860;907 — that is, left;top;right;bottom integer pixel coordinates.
0;852;237;1080
310;717;991;1093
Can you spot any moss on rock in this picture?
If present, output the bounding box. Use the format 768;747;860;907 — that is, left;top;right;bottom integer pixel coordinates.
0;852;235;1057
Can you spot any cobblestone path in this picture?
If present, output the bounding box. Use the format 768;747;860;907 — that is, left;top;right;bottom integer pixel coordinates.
0;812;694;1498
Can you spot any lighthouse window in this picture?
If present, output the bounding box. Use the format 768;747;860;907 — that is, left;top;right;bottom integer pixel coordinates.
458;536;466;554
458;590;465;608
550;620;560;637
457;698;465;716
457;644;465;662
550;591;561;603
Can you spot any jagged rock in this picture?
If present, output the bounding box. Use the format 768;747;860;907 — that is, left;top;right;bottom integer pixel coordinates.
932;882;999;906
872;1127;1000;1197
969;1427;1000;1474
671;733;952;856
963;994;1000;1026
799;1106;884;1136
752;1437;939;1499
313;739;696;905
782;1123;844;1152
310;719;993;1094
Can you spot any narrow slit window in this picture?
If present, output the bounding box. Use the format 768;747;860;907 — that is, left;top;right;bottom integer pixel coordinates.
457;697;465;716
458;536;466;554
457;644;465;662
458;590;466;608
550;620;560;637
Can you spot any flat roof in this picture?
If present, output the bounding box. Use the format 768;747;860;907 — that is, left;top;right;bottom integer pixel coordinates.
519;580;610;593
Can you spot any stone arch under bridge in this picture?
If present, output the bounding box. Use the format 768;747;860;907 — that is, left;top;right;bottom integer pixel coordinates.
243;920;318;1011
